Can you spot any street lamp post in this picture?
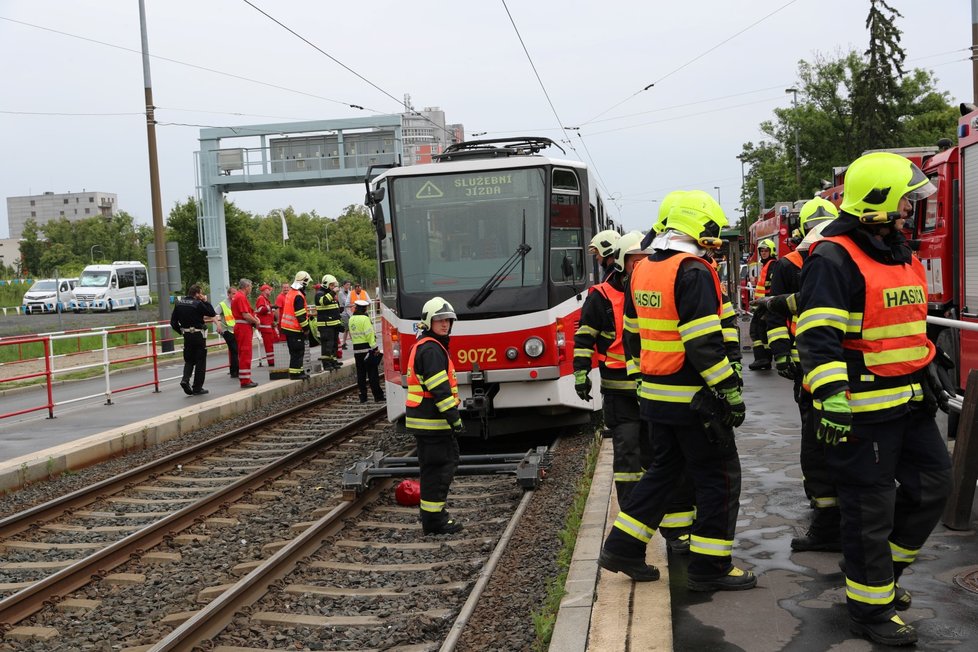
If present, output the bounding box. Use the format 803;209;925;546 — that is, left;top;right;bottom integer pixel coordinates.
714;186;721;205
324;221;329;252
786;87;802;192
90;244;102;263
736;154;748;237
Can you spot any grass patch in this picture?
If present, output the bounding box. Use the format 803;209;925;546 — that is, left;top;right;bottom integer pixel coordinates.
531;429;603;651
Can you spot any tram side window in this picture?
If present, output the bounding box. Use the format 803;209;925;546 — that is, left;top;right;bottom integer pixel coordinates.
375;180;397;297
551;168;585;284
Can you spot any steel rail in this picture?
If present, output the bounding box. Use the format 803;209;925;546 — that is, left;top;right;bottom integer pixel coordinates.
0;382;357;538
0;402;385;627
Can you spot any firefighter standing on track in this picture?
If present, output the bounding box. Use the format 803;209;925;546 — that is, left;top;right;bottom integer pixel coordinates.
405;297;464;535
796;152;951;647
316;274;343;370
598;190;756;591
349;299;385;403
255;283;277;367
748;239;777;370
280;271;313;381
764;197;843;552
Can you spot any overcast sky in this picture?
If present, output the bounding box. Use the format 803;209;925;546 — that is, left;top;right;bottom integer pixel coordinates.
0;0;972;240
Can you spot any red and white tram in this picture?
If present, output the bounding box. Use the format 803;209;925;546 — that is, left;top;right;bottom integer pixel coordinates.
364;137;615;437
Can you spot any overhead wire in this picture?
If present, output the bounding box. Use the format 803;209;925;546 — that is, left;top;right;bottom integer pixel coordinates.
240;0;457;141
578;0;800;126
0;15;376;114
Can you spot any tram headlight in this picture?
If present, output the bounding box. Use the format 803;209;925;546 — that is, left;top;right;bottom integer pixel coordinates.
523;337;545;358
505;347;519;361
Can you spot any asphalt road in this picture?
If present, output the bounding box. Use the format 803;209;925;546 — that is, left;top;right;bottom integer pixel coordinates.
0;307;165;339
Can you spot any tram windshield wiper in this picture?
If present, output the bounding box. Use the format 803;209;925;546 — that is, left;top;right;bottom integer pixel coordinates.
467;242;532;308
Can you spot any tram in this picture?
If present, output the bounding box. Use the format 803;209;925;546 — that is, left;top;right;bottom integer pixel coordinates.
364;137;615;437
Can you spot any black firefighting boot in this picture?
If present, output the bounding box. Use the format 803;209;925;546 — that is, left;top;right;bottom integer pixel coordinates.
791;506;842;552
597;549;660;582
420;510;463;535
687;566;757;591
664;531;691;555
849;615;918;646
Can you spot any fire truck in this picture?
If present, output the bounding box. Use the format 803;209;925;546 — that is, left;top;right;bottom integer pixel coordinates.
816;131;978;410
741;200;800;308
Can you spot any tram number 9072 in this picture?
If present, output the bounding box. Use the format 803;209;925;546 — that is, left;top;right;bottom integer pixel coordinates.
457;348;497;364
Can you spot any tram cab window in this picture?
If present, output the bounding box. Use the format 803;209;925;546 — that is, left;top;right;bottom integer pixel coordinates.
373;179;397;298
551;167;585;284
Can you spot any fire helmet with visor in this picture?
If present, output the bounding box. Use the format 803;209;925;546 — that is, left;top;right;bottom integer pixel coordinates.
293;271;312;288
321;274;338;287
612;231;649;272
588;230;621;258
664;190;728;250
419;297;457;330
798;197;839;235
839;151;936;224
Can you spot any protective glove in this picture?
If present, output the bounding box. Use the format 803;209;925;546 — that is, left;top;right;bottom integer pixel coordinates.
815;392;852;445
574;369;593;401
451;418;465;434
717;386;746;428
774;355;799;381
731;361;743;389
919;361;950;416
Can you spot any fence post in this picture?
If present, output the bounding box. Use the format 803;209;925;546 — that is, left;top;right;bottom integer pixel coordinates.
102;330;113;405
942;369;978;530
44;339;55;419
151;325;160;393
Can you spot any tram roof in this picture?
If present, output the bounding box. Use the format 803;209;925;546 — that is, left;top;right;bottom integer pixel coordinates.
372;154;587;184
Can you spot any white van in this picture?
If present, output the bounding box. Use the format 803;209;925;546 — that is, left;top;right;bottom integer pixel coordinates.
71;261;152;312
22;278;78;314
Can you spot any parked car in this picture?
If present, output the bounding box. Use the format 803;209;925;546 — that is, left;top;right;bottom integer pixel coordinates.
22;278;78;314
70;261;151;312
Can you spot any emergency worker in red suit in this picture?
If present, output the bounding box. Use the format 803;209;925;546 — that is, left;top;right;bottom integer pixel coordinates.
255;283;277;367
230;278;260;388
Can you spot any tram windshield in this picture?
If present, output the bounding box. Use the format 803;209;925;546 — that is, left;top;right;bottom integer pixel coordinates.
391;168;546;293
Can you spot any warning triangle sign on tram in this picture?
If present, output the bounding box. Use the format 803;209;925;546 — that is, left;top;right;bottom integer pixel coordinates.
416;181;444;199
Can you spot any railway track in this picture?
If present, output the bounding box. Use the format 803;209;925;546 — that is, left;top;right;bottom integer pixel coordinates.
0;384;550;650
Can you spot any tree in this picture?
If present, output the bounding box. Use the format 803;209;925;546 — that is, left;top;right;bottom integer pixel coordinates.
852;0;905;149
19;219;43;278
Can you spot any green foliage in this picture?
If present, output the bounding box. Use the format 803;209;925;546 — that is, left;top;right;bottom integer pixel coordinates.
738;6;957;227
166;198;377;291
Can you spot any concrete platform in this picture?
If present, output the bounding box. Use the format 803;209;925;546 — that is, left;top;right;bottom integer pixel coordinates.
0;348;357;494
552;364;978;651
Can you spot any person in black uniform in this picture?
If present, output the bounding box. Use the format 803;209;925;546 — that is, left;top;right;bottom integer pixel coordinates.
748;239;777;370
170;283;217;396
316;274;343;370
405;297;464;535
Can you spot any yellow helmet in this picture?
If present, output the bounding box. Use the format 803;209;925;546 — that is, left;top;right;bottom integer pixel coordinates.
653;190;687;234
420;296;457;329
840;151;936;223
758;238;776;253
612;231;648;272
665;190;728;250
321;274;338;287
798;197;839;235
293;271;312;286
588;230;621;258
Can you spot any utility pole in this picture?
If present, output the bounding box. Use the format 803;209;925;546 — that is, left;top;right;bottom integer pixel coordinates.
138;0;170;328
736;154;747;239
786;87;802;193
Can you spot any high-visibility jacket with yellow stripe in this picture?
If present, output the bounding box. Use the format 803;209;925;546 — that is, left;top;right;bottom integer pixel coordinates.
766;251;804;364
797;232;933;422
573;275;635;394
754;257;776;299
218;300;236;328
280;289;307;333
405;336;461;432
624;252;735;423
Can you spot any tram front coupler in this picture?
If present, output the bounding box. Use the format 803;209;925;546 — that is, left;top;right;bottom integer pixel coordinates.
461;362;497;438
341;446;552;499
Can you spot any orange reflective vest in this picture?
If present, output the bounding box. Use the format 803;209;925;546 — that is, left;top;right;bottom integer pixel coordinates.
632;252;722;376
590;282;626;369
280;289;304;332
821;236;934;376
783;251;803;338
405;337;460;408
755;258;775;298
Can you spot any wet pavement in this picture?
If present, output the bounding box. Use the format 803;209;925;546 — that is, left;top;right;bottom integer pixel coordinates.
668;363;978;651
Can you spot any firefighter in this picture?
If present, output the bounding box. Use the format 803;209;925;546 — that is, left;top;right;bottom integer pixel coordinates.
349;299;384;403
280;271;313;380
231;278;260;388
405;297;464;535
316;274;343;370
796;152;951;646
217;287;239;378
170;283;217;396
748;238;777;370
765;197;843;552
574;231;649;505
598;190;755;591
588;229;621;282
255;283;277;367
